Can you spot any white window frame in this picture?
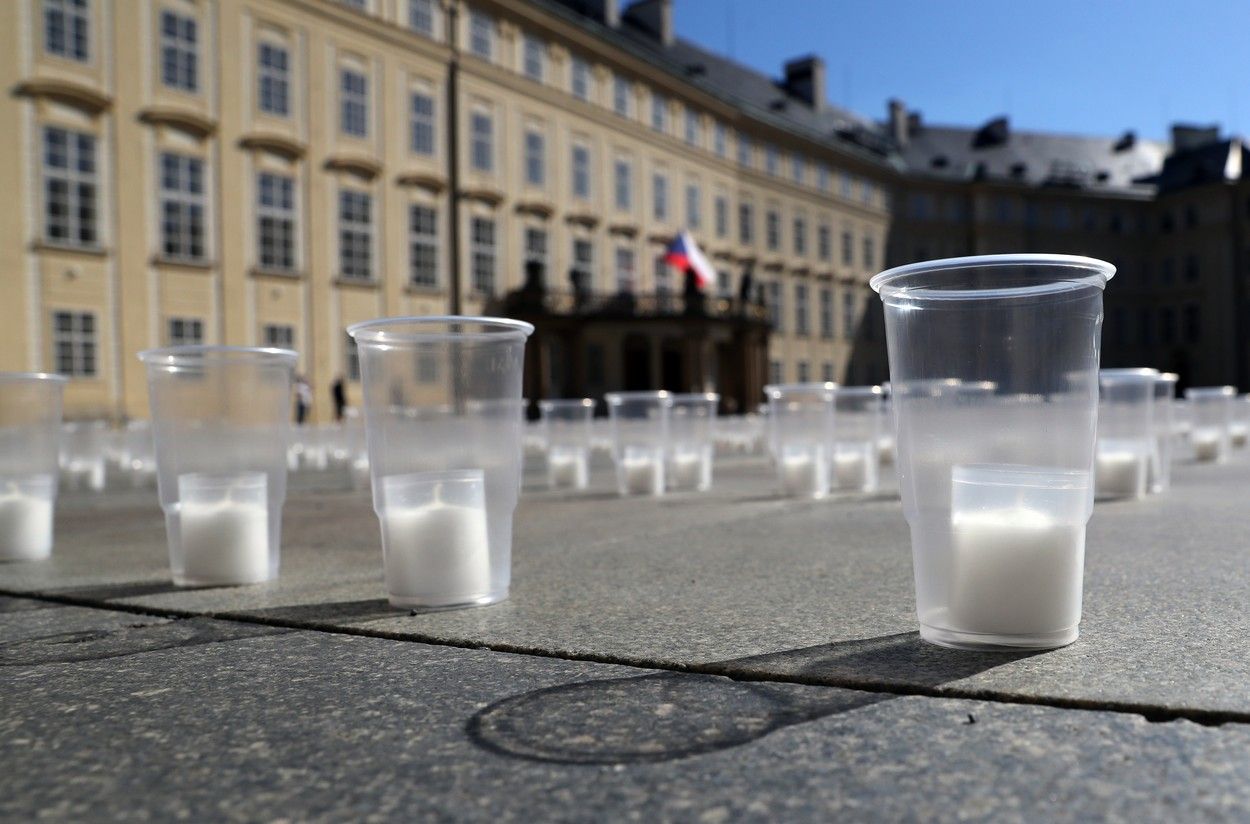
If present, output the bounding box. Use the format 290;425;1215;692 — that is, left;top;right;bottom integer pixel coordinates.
571;143;591;199
258;41;290;117
522;34;544;82
340;67;369;138
257;171;297;272
650;92;668;132
338;189;373;281
470;216;497;294
685;183;701;230
652;172;668;221
53;310;97;377
713;122;726;157
44;0;90;62
794;283;809;337
470;108;494;172
524;129;545;187
714;195;728;238
613;74;631;117
410;89;435;155
819;287;834;339
570;56;589;101
614;158;632;211
42;126;98;248
684;109;700;146
167;317;204;346
469;10;494;60
572;237;594;288
159;152;207;262
263;324;295;349
524;227;548;279
409;204;438;287
408;0;436;37
160;9;198;92
614;246;635;293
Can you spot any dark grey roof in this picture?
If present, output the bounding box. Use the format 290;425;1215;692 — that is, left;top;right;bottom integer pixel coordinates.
894;119;1167;193
1139;139;1243;193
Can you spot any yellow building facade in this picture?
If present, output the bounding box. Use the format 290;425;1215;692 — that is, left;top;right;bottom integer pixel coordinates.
0;0;892;421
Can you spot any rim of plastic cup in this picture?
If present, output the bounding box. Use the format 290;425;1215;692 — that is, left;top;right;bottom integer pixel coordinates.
347;316;534;344
953;463;1090;490
1185;386;1237;398
539;398;595;409
0;372;68;384
1099;367;1160;382
669;392;720;403
870;254;1115;300
833;385;884;397
605;390;671;405
1158;373;1179;383
137;345;298;365
764;382;837;398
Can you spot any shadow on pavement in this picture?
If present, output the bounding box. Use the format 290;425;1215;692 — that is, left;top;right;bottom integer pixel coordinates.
467;632;1038;765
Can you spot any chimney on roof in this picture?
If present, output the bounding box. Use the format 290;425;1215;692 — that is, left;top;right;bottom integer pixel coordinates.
888;98;909;146
972;116;1010;149
573;0;620;26
622;0;672;46
783;55;825;109
1171;123;1221;153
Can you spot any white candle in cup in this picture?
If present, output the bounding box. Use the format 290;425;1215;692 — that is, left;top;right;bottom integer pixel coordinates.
179;498;270;584
667;450;705;490
833;445;870;490
548;446;589;489
380;471;492;604
0;477;54;562
949;506;1084;635
1191;427;1222;461
780;444;827;498
1094;441;1147;499
620;447;664;495
1231;423;1248;448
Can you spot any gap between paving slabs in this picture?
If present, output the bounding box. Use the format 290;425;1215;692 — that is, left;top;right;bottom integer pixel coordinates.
4;587;1245;732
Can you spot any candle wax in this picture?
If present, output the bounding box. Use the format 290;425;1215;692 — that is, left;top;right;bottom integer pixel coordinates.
667;451;706;490
383;499;492;600
1192;427;1222;461
179;499;271;585
949;506;1084;635
0;492;54;561
548;447;589;489
621;453;663;495
833;446;870;491
1094;447;1147;499
1231;423;1248;448
780;448;827;498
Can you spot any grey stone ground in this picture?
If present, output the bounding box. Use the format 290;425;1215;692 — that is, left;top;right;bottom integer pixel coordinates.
4;450;1250;819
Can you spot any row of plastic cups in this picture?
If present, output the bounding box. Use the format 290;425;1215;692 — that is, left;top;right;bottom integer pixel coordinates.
602;391;718;496
764;383;885;499
1185;386;1242;462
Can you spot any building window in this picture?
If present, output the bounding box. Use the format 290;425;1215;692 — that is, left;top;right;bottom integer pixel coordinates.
862;235;875;270
42;126;97;247
764;144;779;176
714;195;728;238
410;91;435;155
841;228;853;265
716;270;731;297
797;361;810;383
257;172;296;272
257;42;290;117
793;216;806;256
650;92;668;132
338;190;372;280
821;362;834;382
160;10;198;92
766;281;783;331
167;317;204;346
654;254;671;295
794;283;809;336
45;0;90;61
344;333;361;381
524;129;545;186
818;223;831;262
468;10;493;60
470;217;496;294
1184;303;1200;344
572;238;594;288
615;246;635;293
263;324;294;349
523;228;548;282
522;34;544;82
792;153;805;185
842;292;856;340
819;287;833;339
839;172;852;198
769;360;782;385
684;109;700;146
817;164;830;192
571;144;591;199
737;133;752;167
340;68;368;137
340;0;366;9
53;311;96;377
614;159;632;211
652;173;668;221
613;74;631;117
408;0;435;36
713;122;726;157
738;202;753;245
766;210;780;251
686;184;701;230
470;109;493;172
571;57;589;101
159;153;206;261
408;204;437;287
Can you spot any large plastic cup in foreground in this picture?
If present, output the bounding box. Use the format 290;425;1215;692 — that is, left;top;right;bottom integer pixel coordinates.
872;254;1114;650
764;383;835;499
539;399;594;490
139;346;297;586
667;393;718;492
831;386;884;493
1149;373;1178;494
0;373;67;561
348;317;533;609
605;391;671;496
1185;386;1236;462
1095;369;1157;500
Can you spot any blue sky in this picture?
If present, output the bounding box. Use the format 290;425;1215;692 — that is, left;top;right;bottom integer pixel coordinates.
672;0;1244;141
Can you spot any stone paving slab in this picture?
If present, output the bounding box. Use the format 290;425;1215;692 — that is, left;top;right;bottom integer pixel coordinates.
3;600;1250;822
4;454;1249;719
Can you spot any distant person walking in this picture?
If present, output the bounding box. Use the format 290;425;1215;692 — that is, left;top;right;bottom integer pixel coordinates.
295;374;313;425
332;376;346;422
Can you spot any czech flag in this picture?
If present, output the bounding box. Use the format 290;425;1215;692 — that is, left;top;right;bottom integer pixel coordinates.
664;230;716;291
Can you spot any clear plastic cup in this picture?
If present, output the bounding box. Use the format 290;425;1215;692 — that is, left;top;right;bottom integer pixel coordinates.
765;383;835;499
538;399;594;490
1185;386;1236;462
1232;395;1250;449
872;254;1114;650
0;373;66;561
831;386;884;494
1150;373;1178;494
877;383;896;464
605;391;671;497
138;346;297;585
667;393;718;492
348;317;533;608
1095;368;1157;501
61;420;108;492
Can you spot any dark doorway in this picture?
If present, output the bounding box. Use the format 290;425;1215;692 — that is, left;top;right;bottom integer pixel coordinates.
623;335;652;390
661;341;684;391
